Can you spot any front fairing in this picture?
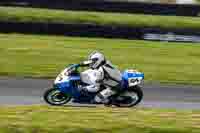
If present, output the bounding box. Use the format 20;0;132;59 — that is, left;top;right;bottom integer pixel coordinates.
52;64;97;103
54;75;81;95
54;65;81;95
54;64;80;84
55;66;70;84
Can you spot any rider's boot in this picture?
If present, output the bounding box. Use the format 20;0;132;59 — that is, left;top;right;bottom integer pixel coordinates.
94;88;116;106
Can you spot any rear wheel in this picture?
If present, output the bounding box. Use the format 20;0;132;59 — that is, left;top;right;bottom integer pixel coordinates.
114;85;143;107
43;88;71;106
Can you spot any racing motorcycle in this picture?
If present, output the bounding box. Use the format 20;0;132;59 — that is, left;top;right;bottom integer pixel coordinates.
43;64;144;107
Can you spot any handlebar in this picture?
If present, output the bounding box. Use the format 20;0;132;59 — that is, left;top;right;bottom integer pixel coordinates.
68;61;91;69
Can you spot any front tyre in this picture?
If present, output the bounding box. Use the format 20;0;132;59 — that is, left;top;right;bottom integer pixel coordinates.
43;88;71;106
115;85;143;107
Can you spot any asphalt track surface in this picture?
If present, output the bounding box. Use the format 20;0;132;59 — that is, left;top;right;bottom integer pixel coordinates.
0;77;200;109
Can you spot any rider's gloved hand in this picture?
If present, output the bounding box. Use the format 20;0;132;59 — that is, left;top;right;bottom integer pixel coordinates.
80;60;93;67
79;62;86;67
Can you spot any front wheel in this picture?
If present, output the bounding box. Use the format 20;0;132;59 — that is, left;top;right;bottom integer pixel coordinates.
114;85;143;107
43;88;71;106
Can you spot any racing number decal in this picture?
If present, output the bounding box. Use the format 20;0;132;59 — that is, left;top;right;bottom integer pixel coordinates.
128;78;140;86
130;78;139;83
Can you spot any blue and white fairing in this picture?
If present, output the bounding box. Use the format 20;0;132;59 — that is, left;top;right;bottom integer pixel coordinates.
122;70;144;88
54;64;81;96
54;64;97;103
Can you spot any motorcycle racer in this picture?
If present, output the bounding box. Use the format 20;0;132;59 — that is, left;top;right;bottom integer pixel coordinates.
80;51;122;104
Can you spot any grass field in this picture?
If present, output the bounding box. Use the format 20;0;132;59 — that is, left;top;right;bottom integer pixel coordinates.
0;6;200;29
0;105;199;133
0;33;200;84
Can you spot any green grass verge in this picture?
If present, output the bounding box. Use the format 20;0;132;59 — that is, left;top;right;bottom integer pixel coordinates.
0;6;200;29
0;105;200;133
1;33;200;84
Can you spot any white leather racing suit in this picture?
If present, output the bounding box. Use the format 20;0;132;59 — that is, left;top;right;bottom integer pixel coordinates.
80;60;122;103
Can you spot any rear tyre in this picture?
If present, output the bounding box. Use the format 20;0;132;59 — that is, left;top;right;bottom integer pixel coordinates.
114;85;143;107
43;88;71;106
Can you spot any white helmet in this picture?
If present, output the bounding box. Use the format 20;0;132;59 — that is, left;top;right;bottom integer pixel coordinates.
88;51;105;69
